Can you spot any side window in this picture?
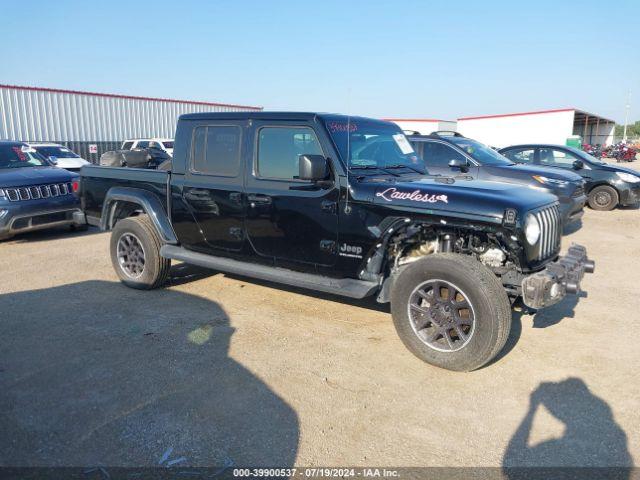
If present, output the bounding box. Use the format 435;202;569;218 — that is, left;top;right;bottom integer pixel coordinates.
257;126;323;180
136;141;150;149
122;141;134;150
540;148;578;167
191;125;242;177
148;141;162;149
421;142;466;167
503;148;535;163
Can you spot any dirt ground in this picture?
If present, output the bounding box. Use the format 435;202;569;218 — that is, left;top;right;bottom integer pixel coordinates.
0;206;638;470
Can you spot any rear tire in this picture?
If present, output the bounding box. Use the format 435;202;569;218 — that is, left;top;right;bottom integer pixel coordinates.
390;254;511;372
588;185;618;211
110;216;170;289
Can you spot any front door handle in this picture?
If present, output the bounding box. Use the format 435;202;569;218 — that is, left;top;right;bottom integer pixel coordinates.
247;194;272;205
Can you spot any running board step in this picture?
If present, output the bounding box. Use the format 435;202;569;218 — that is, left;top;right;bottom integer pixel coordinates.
160;245;379;299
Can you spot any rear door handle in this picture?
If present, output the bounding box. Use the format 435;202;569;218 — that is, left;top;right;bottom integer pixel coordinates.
247;194;272;204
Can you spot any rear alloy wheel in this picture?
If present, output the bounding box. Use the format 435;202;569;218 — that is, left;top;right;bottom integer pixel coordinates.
391;254;511;371
110;216;170;289
588;185;618;211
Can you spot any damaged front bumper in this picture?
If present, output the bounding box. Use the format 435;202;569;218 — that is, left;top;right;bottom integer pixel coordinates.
521;244;595;309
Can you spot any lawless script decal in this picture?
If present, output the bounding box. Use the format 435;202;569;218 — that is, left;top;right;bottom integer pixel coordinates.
376;188;448;204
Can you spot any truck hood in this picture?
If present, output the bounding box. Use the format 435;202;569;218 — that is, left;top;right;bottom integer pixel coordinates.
484;163;583;182
0;166;78;187
355;176;557;221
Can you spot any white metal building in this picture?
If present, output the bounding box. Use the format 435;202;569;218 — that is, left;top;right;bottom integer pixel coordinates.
456;108;616;148
384;118;457;135
0;84;262;161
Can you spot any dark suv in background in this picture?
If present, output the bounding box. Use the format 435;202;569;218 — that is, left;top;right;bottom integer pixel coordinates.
499;144;640;211
0;141;85;241
407;133;587;228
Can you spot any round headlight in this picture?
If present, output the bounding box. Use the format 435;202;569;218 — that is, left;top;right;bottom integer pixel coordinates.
525;214;541;245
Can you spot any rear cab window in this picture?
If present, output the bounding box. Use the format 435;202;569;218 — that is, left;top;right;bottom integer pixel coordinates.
191;125;242;177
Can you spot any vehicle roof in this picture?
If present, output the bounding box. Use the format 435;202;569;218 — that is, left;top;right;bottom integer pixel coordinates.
0;140;26;146
28;142;64;147
124;138;173;141
178;111;395;125
499;144;572;150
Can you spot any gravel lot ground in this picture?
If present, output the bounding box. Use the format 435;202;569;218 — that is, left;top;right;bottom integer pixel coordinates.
0;205;638;470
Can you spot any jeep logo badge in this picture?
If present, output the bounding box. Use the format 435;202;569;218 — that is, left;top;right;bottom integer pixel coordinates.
339;243;363;259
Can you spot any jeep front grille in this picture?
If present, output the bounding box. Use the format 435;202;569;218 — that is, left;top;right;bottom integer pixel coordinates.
535;204;561;261
3;183;73;202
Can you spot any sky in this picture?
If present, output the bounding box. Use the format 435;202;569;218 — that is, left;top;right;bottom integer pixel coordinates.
1;0;638;123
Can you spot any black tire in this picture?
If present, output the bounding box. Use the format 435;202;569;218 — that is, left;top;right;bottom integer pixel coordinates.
110;216;170;289
390;253;511;372
587;185;618;211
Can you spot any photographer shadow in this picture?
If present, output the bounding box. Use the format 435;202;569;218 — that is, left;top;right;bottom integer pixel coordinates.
503;378;632;477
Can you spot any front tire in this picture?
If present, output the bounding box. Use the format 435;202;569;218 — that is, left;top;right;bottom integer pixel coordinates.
390;254;511;372
588;185;618;211
110;216;170;289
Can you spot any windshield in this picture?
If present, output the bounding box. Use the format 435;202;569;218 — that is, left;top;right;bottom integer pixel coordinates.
33;146;80;159
162;141;174;149
565;146;604;165
0;145;50;168
325;118;425;173
448;137;515;166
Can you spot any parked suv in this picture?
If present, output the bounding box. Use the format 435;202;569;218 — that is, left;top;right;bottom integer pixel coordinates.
79;113;594;371
28;143;90;172
499;144;640;211
0;141;85;240
407;133;587;228
121;138;174;156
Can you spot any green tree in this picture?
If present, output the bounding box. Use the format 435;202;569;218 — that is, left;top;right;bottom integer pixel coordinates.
615;120;640;138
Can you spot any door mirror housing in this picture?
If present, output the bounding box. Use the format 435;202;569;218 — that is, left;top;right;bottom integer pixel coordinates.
448;158;469;172
48;156;58;165
299;154;329;181
573;160;584;170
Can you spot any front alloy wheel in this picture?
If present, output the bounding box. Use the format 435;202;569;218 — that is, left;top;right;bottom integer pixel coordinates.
408;279;476;352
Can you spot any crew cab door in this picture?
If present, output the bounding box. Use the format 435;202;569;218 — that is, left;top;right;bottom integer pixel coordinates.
244;122;339;267
181;121;246;251
414;140;479;177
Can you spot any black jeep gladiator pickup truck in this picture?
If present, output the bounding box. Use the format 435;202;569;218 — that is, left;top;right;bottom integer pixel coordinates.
79;112;594;371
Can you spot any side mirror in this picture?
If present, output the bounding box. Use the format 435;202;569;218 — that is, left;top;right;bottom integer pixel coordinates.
299;154;329;181
448;158;469;172
573;160;584;170
48;156;58;165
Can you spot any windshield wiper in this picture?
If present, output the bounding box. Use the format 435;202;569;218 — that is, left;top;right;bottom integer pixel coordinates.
384;164;425;174
349;165;400;177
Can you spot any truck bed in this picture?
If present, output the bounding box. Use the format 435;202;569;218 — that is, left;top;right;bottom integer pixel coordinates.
80;165;169;227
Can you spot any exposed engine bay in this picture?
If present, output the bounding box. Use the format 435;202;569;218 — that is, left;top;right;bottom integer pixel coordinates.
387;223;516;272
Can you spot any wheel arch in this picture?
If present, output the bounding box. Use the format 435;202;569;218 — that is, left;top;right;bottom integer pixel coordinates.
101;187;178;244
586;180;620;195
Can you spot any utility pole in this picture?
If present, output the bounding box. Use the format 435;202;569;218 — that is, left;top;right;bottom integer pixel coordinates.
623;90;631;142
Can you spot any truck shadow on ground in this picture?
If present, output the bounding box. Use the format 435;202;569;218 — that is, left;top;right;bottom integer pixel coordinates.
0;280;299;467
180;266;391;313
503;377;632;478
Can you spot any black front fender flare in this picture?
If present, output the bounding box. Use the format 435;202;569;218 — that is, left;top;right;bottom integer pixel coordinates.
101;187;178;244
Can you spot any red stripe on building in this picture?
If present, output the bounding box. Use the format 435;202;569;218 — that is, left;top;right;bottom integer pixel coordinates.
457;108;575;121
0;84;263;111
